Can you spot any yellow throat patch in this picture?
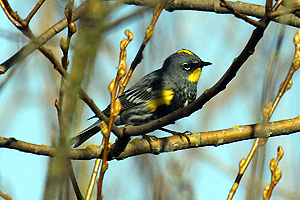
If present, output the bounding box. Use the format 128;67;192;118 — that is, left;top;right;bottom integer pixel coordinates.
146;89;174;112
189;67;202;83
177;49;194;55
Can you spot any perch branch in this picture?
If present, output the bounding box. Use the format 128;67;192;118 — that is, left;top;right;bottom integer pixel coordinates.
1;116;300;160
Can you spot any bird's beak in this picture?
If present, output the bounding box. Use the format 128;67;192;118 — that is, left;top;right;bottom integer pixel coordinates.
201;61;212;67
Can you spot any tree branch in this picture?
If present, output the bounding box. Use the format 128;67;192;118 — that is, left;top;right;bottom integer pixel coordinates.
1;116;300;160
0;1;87;74
0;137;103;160
1;0;300;75
124;0;300;27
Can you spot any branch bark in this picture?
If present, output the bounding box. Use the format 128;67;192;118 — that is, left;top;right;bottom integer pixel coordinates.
1;116;299;160
124;0;300;27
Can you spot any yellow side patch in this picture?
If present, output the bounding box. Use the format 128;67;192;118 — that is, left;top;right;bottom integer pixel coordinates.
146;89;174;112
177;49;194;55
189;67;202;83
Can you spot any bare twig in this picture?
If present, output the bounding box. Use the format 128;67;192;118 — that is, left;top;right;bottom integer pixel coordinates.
97;30;132;199
41;42;123;140
68;159;84;200
263;146;284;200
13;24;124;140
228;2;300;199
0;189;12;200
57;1;81;199
25;0;46;24
227;1;283;199
0;0;22;28
271;0;283;12
85;159;101;200
219;0;262;27
270;6;300;18
118;2;166;95
269;29;300;118
61;0;76;70
0;1;87;74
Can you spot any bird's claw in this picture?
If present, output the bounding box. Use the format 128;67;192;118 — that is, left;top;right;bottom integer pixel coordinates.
142;134;159;152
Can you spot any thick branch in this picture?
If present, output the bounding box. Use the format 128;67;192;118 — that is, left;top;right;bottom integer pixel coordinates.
116;116;300;160
1;116;300;160
123;0;300;27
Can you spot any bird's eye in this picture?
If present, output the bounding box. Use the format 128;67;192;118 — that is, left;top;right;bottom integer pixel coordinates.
183;63;190;71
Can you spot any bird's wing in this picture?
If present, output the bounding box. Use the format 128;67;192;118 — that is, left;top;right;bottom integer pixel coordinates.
118;71;162;110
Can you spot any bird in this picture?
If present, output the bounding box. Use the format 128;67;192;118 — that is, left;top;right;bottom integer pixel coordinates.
71;49;211;147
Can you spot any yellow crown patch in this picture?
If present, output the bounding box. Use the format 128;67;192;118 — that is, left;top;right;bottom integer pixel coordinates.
177;49;194;55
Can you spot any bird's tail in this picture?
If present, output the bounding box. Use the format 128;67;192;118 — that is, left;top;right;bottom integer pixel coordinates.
70;120;101;148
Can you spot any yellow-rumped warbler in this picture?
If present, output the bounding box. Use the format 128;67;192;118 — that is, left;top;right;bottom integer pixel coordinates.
72;49;211;147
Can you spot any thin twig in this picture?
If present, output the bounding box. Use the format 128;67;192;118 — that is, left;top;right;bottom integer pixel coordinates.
263;146;284;200
226;0;283;198
85;159;102;200
96;30;132;199
24;0;46;24
228;1;300;199
0;189;12;200
118;2;166;95
61;0;75;69
0;0;22;28
271;0;283;12
0;1;88;74
269;29;300;118
68;159;84;200
29;34;124;140
219;0;262;27
270;6;300;18
57;1;80;199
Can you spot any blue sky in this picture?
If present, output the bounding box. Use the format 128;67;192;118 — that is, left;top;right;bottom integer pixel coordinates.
1;0;300;199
